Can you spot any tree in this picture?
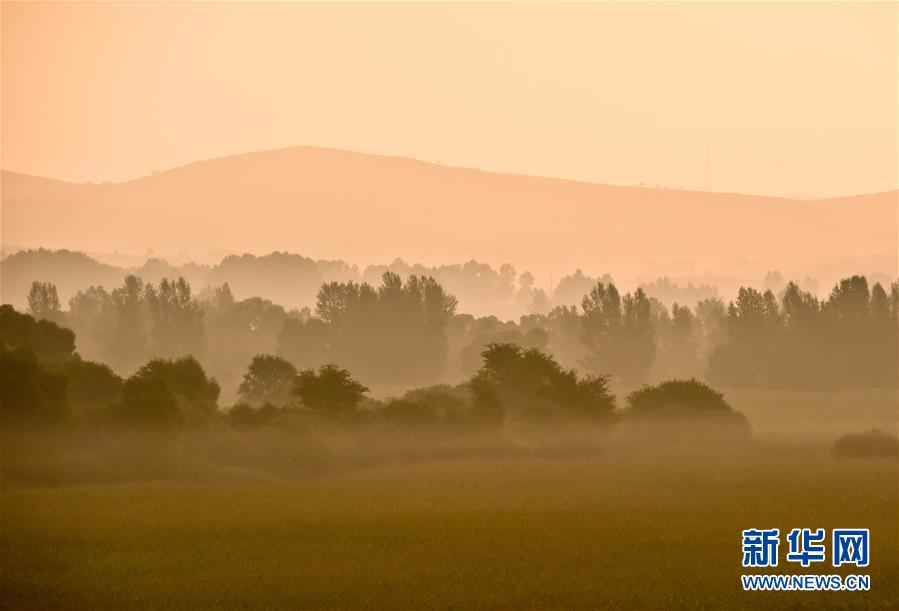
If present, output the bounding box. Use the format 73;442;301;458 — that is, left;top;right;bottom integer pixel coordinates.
106;376;181;429
694;297;726;359
26;281;64;325
763;270;785;293
106;275;151;372
238;354;297;406
293;364;368;418
145;277;205;359
0;348;69;428
67;286;113;362
131;356;220;414
707;287;782;387
553;269;613;307
580;282;655;385
471;343;616;423
0;304;75;364
277;317;331;370
457;316;548;376
202;288;290;398
313;272;457;384
64;358;123;416
653;302;701;380
620;288;655;384
580;282;622;375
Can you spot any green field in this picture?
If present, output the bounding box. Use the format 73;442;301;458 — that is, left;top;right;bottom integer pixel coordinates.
2;389;897;609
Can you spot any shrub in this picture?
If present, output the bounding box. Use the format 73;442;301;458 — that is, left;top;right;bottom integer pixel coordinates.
379;398;440;427
624;379;749;432
627;379;730;418
0;348;69;428
227;402;281;431
105;376;182;429
832;429;899;459
64;358;123;416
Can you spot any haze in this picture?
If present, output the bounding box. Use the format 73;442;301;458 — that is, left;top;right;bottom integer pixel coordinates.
2;1;896;197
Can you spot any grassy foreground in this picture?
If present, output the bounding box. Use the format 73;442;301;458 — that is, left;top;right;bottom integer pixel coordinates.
2;438;897;610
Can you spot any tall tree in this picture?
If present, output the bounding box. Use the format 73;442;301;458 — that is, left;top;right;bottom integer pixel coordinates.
146;277;205;358
26;281;64;325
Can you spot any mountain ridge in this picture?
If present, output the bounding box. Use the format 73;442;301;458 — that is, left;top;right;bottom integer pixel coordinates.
9;145;893;201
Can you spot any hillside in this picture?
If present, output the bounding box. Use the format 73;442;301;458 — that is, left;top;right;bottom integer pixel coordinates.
2;147;896;283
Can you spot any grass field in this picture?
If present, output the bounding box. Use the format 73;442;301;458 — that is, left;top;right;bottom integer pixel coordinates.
2;443;897;609
1;389;897;609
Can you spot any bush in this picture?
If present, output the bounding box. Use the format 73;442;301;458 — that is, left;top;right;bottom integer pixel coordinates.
832;429;899;459
379;398;440;427
624;379;749;432
105;376;182;430
227;402;281;431
64;358;123;416
0;348;69;428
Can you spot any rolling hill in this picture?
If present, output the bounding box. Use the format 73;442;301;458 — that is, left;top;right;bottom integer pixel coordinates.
2;146;896;284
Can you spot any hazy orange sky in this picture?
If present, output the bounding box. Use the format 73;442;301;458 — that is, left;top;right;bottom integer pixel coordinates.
2;1;896;197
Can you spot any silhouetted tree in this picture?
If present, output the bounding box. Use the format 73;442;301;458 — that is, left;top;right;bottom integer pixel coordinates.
26;281;64;325
581;283;655;385
471;343;615;423
106;376;182;429
106;275;152;372
276;317;331;370
64;359;123;416
145;277;205;358
67;286;114;363
0;304;75;364
238;354;297;406
293;364;368;419
456;315;549;376
0;348;69;428
652;302;701;380
707;287;781;387
202;285;290;397
313;272;457;384
553;269;613;307
131;357;220;415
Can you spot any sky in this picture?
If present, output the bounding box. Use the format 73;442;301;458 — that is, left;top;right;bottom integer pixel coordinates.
2;1;896;197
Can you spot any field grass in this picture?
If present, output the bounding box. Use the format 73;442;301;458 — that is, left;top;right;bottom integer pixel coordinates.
2;437;897;609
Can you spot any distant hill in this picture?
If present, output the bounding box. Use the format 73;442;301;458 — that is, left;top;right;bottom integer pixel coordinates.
2;146;896;283
0;249;125;308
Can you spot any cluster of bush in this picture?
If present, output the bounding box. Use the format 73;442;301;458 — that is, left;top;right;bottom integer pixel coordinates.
1;304;757;481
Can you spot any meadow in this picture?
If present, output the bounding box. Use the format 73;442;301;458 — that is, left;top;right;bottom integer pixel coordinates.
1;389;897;609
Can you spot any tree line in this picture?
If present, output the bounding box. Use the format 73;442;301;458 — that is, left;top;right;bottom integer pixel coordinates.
20;272;899;393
